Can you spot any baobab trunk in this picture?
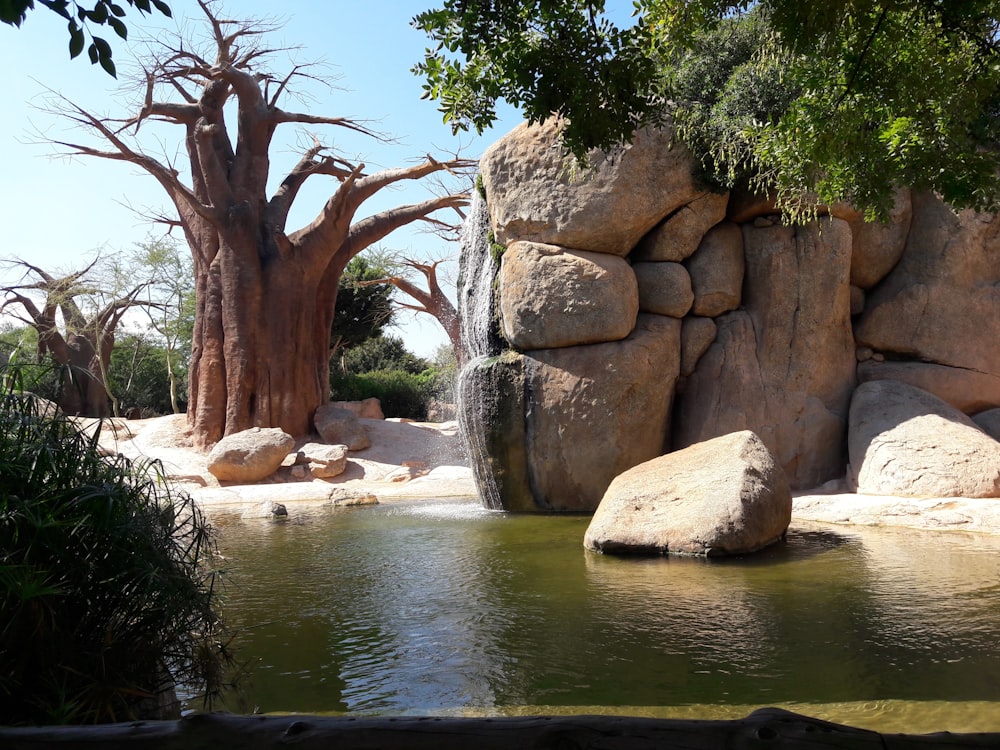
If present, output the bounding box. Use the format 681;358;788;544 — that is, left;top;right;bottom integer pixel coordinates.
57;336;111;419
187;238;346;448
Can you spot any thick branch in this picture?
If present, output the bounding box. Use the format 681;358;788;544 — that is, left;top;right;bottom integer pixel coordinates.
345;194;468;256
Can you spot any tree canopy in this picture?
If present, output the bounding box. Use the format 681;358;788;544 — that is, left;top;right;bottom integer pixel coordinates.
0;0;172;76
414;0;1000;218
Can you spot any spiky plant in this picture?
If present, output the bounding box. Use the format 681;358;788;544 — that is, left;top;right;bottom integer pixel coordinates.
0;367;237;725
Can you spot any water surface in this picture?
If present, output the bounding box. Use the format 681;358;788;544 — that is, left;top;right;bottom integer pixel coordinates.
213;499;1000;732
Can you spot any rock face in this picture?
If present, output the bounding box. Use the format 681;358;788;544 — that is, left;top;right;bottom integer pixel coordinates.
676;218;857;489
459;117;1000;513
480;119;703;254
848;380;1000;498
524;314;681;511
299;442;349;479
207;427;294;483
584;431;792;556
499;241;638;348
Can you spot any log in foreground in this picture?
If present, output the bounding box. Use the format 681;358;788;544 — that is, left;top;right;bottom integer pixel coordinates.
0;709;997;750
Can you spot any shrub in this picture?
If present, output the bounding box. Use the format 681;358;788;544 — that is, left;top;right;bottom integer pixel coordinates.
331;369;437;420
0;384;236;725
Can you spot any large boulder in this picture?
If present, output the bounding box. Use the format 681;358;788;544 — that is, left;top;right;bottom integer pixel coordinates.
480;119;703;254
685;221;745;317
632;262;693;318
499;241;638;349
299;442;349;479
330;397;384;420
523;314;682;511
584;431;792;556
314;405;371;451
207;427;294;483
844;187;912;289
855;192;1000;377
631;191;729;262
675;218;857;489
848;379;1000;498
857;360;1000;415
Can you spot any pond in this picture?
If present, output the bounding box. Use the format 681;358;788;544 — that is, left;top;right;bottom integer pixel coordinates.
211;498;1000;733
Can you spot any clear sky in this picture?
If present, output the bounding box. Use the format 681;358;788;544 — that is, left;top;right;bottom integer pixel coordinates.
0;0;523;357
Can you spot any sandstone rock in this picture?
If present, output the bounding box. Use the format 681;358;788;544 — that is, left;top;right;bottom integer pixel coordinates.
850;285;865;316
207;427;295;483
726;189;776;223
330;397;384;420
631;191;729;262
857;360;1000;415
584;431;792;556
632;262;693;318
480;119;702;254
685;221;745;317
680;316;717;377
855;192;1000;377
847;187;912;289
675;218;856;489
299;442;349;479
499;241;638;349
314;405;371;451
523;314;681;511
973;408;1000;442
848;379;1000;498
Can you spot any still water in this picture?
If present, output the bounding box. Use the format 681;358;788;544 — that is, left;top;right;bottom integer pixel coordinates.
212;498;1000;732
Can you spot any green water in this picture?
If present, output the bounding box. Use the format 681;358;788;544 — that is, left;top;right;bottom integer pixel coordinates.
212;498;1000;732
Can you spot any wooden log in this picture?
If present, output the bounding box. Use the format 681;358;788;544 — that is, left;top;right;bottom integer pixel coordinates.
0;708;997;750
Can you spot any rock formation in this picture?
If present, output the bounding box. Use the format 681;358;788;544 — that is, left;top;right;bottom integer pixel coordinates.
584;431;792;556
460;118;1000;512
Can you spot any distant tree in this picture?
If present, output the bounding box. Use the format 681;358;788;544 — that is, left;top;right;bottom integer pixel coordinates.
0;257;152;418
341;334;430;376
132;237;194;414
49;0;473;447
331;255;396;359
108;331;178;416
0;0;172;76
360;256;462;364
415;0;1000;218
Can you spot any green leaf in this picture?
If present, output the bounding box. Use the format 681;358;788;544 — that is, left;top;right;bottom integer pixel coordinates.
108;15;126;39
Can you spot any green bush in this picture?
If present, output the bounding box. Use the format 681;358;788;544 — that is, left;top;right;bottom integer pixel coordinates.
0;384;236;725
331;369;437;420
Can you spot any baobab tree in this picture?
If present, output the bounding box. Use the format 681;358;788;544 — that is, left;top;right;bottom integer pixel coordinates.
0;259;152;418
49;1;472;447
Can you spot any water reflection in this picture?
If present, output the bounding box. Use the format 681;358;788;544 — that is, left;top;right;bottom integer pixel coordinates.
213;502;1000;730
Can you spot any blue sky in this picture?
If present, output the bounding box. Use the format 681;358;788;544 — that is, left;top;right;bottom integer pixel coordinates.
0;1;525;357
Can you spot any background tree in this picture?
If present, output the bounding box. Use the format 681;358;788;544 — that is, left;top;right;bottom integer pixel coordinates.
132;237;194;414
51;0;472;447
415;0;1000;218
331;255;397;361
0;257;151;417
360;256;462;364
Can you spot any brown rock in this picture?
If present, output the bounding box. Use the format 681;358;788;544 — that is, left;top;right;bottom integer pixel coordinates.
524;314;681;511
686;221;745;317
299;442;349;479
314;405;371;451
973;408;1000;442
675;218;856;489
680;316;717;377
857;360;1000;415
481;119;702;254
848;187;912;289
631;191;729;262
499;241;638;349
848;379;1000;498
584;430;792;556
633;262;693;318
207;427;295;483
855;192;1000;377
330;397;384;420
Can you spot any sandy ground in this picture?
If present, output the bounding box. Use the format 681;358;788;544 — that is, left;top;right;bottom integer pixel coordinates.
88;413;477;518
87;413;1000;534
